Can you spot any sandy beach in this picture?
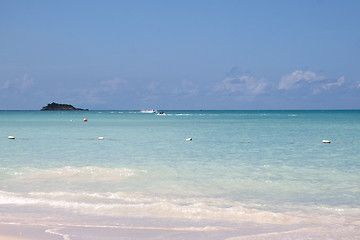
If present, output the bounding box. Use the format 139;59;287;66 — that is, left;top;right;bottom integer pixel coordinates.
0;221;248;240
0;224;61;240
0;237;31;240
0;219;305;240
1;221;360;240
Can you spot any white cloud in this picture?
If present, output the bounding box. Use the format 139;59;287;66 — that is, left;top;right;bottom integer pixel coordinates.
173;80;199;96
76;88;107;105
215;75;267;95
73;77;129;105
148;81;160;92
278;70;325;90
1;74;34;91
20;74;34;90
100;77;127;92
279;71;345;94
322;76;345;90
1;80;10;89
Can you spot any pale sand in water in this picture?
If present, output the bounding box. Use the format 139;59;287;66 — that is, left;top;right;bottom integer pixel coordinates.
0;221;293;240
0;224;60;240
1;222;360;240
0;236;34;240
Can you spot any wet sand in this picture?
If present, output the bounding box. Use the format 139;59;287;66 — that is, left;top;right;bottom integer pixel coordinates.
0;237;31;240
1;221;360;240
0;224;60;240
0;221;291;240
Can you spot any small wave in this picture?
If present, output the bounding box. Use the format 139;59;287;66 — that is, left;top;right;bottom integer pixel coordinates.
12;166;146;183
27;191;154;204
0;190;305;225
45;229;71;240
2;189;359;227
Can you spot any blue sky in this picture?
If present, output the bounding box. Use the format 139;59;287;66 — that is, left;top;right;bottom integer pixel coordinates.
0;0;359;110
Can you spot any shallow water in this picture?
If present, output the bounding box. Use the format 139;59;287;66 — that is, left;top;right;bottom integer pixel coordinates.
1;110;359;239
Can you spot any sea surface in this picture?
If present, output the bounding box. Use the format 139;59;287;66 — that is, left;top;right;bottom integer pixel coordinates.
0;110;360;239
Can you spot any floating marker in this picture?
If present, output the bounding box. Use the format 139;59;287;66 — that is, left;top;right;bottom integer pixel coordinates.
8;136;15;139
322;140;331;144
83;118;88;122
186;138;192;141
98;137;104;140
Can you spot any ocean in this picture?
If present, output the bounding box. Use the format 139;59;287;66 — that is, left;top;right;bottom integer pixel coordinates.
0;110;359;239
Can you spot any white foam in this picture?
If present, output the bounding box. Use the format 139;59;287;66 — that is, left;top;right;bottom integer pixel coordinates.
2;189;360;229
140;110;156;113
45;228;71;240
0;190;304;225
14;166;146;183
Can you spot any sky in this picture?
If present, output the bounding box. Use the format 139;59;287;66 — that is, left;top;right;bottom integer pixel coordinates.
0;0;359;110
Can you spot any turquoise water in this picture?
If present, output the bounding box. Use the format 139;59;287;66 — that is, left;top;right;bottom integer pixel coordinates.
1;110;360;238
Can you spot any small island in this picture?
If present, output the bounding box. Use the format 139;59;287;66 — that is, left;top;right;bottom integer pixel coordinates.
41;102;88;111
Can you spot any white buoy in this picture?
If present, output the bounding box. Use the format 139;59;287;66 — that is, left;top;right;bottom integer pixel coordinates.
186;138;192;141
8;136;15;139
98;137;104;140
322;140;331;144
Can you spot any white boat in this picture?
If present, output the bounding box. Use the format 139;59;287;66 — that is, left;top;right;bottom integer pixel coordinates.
141;110;157;113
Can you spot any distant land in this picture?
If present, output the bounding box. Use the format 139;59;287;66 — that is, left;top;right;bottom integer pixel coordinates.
41;102;88;111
